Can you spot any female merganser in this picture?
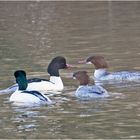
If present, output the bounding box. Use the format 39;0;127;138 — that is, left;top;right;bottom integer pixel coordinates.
73;71;109;100
9;70;53;106
79;55;140;82
1;56;69;94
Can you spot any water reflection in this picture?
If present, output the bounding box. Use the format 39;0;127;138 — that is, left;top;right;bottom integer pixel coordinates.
11;107;39;132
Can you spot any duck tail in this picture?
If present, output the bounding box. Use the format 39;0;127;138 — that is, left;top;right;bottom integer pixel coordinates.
0;84;18;94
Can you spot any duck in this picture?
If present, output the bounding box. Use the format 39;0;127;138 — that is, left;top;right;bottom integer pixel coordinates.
79;55;140;82
9;70;53;106
1;56;69;94
73;71;109;100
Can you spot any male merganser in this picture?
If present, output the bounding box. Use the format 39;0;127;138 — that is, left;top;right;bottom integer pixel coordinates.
1;56;69;94
9;70;53;106
73;71;109;100
79;55;140;82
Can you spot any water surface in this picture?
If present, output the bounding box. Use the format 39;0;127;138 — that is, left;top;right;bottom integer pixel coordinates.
0;1;140;139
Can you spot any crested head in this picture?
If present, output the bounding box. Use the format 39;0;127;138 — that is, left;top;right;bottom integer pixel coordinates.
86;55;108;69
14;70;27;90
47;56;67;76
73;71;90;85
50;56;67;69
14;70;26;78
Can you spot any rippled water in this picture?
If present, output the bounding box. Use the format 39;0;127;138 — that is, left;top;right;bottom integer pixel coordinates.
0;1;140;139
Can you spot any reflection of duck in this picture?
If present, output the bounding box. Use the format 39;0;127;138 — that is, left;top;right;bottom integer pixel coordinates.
73;71;109;100
10;70;52;105
1;56;70;94
79;55;140;82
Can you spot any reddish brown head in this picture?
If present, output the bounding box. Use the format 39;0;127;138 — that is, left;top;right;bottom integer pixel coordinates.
86;56;108;69
73;71;90;85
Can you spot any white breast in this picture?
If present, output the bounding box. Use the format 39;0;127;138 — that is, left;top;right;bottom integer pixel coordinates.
26;76;64;93
94;69;108;80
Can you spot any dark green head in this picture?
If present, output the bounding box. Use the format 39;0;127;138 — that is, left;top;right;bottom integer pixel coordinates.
14;70;28;90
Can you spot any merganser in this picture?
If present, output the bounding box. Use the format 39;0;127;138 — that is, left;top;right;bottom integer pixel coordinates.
1;56;69;94
9;70;53;106
79;55;140;82
73;71;109;100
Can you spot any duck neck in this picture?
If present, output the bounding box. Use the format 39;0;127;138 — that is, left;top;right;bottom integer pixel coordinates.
94;68;108;79
50;76;64;90
47;63;59;77
79;84;88;87
16;76;28;90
